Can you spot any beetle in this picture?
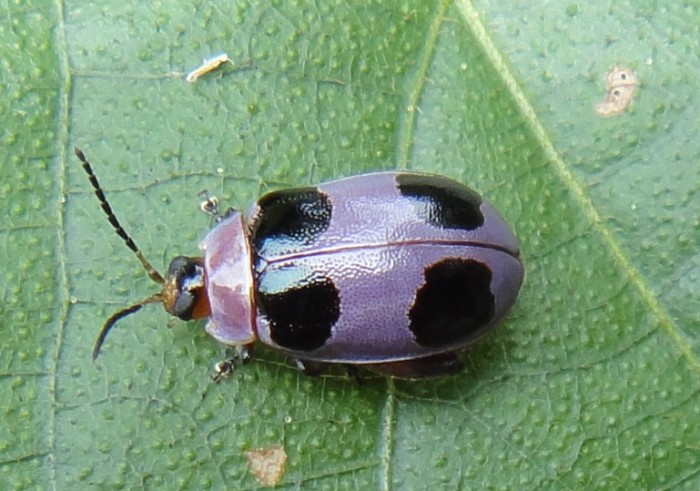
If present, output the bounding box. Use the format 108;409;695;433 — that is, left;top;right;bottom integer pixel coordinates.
76;148;523;379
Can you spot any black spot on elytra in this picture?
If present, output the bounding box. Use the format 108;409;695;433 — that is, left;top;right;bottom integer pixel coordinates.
253;187;331;255
257;271;340;351
409;258;495;348
397;174;484;230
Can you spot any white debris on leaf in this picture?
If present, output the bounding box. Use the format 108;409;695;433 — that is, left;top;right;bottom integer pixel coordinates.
186;53;232;83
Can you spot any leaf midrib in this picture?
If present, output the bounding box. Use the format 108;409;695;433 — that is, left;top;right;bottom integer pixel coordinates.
49;0;72;488
383;1;452;489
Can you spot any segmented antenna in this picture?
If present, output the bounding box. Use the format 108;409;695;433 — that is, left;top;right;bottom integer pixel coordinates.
91;293;163;360
74;147;165;284
74;147;167;360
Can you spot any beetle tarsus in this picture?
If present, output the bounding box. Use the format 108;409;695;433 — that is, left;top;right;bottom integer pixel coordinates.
211;359;235;383
210;345;252;382
294;359;322;376
199;191;238;224
199;190;221;218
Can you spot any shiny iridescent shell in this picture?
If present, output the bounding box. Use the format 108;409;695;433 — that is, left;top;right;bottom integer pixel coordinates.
202;172;523;374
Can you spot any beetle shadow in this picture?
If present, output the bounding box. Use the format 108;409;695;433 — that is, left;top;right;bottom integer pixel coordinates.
388;335;518;402
197;320;521;407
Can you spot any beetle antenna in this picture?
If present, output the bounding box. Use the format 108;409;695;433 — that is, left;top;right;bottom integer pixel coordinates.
75;147;165;284
92;293;163;360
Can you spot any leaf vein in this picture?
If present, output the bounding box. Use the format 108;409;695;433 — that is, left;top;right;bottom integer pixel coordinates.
396;0;451;170
47;0;72;489
456;0;700;372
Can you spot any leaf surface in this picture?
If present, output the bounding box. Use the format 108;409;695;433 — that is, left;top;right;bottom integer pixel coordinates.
1;1;698;489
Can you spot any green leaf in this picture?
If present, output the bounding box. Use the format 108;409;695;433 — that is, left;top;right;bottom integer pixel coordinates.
2;0;698;489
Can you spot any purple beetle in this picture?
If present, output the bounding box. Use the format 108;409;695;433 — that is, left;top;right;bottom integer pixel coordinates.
77;148;523;379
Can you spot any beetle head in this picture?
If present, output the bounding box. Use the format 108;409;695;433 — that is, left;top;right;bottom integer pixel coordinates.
75;148;211;361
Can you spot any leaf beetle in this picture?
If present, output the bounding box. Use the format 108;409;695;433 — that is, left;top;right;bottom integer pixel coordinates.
76;148;523;379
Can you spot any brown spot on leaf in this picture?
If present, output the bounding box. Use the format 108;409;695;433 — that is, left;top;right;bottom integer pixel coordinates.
245;444;287;486
594;65;639;117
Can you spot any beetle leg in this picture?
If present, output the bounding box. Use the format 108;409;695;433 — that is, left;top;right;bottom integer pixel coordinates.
294;359;323;376
199;190;221;218
210;344;253;382
363;352;462;379
198;190;238;224
211;359;235;383
222;207;237;219
344;364;365;385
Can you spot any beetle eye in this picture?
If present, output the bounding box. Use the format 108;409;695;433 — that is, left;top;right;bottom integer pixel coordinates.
166;256;206;320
